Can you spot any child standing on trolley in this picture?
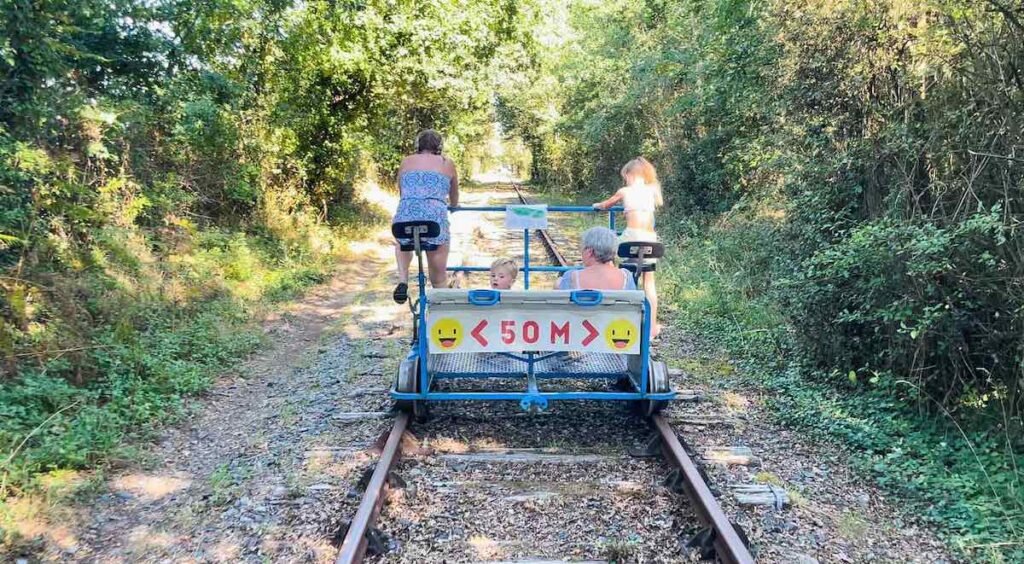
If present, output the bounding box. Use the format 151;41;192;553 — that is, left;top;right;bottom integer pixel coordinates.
593;157;663;339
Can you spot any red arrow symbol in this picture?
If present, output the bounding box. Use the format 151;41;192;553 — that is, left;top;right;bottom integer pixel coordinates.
471;320;488;346
581;320;599;347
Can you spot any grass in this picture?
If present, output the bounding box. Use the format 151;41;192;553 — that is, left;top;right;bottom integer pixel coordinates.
0;212;377;552
207;462;249;507
656;216;1024;562
753;471;783;487
838;511;869;541
600;536;640;563
279;403;299;426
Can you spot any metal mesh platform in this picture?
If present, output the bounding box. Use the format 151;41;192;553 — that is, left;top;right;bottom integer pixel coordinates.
429;352;629;377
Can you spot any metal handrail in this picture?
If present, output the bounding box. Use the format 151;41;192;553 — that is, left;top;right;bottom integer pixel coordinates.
445;191;625;287
450;204;624;213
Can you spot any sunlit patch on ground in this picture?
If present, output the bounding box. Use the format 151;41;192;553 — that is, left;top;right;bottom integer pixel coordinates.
376;487;425;525
341;322;368;339
472;437;508;451
304;448;334;474
430;436;471;453
471;171;522;184
676;356;736;385
344;303;398;325
680;286;709;302
208;538;241;561
346;228;396;261
2;497;80;551
385;484;408;508
33;469;91;499
125;525;180;549
303;446;373;483
111;473;191;502
722;391;750;413
355;179;400;217
468;534;504;560
323;454;373;481
280;537;335;562
610;480;645;498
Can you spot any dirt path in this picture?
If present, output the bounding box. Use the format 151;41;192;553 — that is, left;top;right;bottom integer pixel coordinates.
19;187;517;563
16;185;955;564
17;223;403;562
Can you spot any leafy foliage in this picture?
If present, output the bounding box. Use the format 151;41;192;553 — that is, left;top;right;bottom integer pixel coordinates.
0;0;529;494
510;0;1024;424
659;226;1024;560
504;0;1024;558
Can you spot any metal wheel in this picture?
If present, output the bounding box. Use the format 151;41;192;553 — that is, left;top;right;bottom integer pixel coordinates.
395;357;429;421
640;360;670;417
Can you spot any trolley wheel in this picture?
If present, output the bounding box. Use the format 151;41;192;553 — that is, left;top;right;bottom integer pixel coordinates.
395;357;429;422
639;360;670;417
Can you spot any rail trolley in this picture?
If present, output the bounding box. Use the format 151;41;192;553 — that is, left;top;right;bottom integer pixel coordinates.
390;202;674;418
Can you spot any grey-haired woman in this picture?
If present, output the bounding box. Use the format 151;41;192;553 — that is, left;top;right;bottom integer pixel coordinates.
555;227;637;291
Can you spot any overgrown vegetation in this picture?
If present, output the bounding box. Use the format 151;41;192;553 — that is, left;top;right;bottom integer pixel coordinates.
501;0;1024;559
4;0;1023;559
661;228;1024;559
1;0;528;501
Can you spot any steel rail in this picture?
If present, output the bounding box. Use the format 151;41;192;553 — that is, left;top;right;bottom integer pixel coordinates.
339;184;753;563
512;181;754;563
511;183;570;268
335;412;410;564
337;186;541;564
652;415;755;564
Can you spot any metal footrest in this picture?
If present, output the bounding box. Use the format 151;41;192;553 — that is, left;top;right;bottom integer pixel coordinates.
428;352;629;377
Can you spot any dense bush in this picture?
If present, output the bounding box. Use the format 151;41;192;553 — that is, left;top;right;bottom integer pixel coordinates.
658;220;1024;559
784;209;1017;405
501;0;1023;556
1;0;531;491
504;0;1024;415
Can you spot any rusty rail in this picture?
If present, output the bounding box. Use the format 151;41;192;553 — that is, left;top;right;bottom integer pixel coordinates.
511;183;570;268
652;414;755;564
338;186;753;563
335;412;410;564
513;182;752;561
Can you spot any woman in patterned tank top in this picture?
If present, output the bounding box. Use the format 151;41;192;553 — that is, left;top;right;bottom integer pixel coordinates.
391;130;460;304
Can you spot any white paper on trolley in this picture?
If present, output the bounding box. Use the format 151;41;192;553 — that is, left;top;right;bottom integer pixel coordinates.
505;205;548;230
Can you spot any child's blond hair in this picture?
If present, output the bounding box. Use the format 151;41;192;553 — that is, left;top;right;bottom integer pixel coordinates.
621;156;663;207
490;257;518;280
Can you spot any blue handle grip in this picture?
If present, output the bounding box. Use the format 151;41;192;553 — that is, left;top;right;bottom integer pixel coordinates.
468;289;501;306
570;290;603;306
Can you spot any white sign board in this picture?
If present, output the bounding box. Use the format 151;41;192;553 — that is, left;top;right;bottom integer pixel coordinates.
427;308;642;354
505;205;548;230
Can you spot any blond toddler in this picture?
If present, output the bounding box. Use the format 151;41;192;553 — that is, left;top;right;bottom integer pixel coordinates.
489;257;518;290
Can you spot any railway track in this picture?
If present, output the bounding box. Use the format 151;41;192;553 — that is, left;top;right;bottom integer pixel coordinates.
336;186;755;563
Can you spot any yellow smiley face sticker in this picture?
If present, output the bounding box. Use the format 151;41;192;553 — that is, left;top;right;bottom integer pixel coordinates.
431;318;464;350
604;318;639;351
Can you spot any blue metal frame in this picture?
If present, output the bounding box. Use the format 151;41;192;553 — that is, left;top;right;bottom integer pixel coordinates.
393;202;673;411
447;205;623;282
